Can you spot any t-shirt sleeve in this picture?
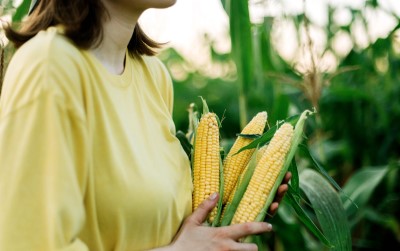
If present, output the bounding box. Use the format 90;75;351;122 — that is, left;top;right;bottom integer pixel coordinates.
0;35;89;251
161;61;174;115
150;56;174;115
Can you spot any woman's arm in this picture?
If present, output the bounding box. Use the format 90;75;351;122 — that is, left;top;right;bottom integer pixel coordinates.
0;93;89;250
0;36;90;250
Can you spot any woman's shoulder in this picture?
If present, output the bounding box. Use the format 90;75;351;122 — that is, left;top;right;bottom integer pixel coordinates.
1;27;87;117
138;55;172;84
13;26;83;64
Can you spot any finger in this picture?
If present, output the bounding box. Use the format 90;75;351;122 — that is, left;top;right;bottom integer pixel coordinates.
221;222;272;240
274;184;288;204
188;192;219;225
283;171;292;184
268;202;279;216
265;173;291;219
267;183;289;217
230;241;258;251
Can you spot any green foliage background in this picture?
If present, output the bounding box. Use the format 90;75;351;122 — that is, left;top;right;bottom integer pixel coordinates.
161;1;400;250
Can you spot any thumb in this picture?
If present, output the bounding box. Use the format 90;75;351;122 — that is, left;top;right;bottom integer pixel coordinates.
189;192;219;225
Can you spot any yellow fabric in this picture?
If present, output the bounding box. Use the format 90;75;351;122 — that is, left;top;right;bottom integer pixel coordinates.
0;27;193;251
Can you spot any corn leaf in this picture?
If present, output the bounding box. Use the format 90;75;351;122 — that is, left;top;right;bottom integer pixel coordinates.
245;234;270;251
298;144;352;205
341;166;389;219
300;169;352;251
289;159;300;197
228;0;253;93
176;130;192;158
12;0;31;22
235;133;262;139
219;0;229;14
226;0;253;127
282;185;332;247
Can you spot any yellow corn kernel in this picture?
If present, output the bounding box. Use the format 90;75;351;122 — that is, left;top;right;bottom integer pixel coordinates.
192;112;220;222
222;111;268;204
231;122;294;224
255;144;268;164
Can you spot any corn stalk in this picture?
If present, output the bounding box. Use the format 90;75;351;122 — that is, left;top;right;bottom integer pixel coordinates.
223;0;254;129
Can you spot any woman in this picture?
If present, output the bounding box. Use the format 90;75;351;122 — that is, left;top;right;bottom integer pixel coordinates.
0;0;291;250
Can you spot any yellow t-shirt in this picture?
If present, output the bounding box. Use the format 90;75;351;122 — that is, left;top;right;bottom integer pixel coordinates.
0;27;193;251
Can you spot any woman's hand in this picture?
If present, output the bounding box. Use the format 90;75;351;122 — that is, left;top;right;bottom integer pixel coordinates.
153;172;291;251
167;193;273;251
266;171;292;219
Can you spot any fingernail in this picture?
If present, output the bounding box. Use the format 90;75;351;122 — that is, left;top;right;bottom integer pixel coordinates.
266;223;273;231
209;192;218;200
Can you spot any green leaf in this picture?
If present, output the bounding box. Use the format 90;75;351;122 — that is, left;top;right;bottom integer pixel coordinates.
299;144;348;197
199;96;209;114
219;0;229;14
227;0;254;127
341;166;389;218
12;0;31;23
211;155;225;227
300;169;352;251
289;159;300;197
229;0;253;94
244;234;270;251
176;130;192;159
235;133;262;139
284;185;332;247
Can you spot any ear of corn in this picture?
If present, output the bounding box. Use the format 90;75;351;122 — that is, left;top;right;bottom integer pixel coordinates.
219;146;259;226
222;111;268;204
231;122;294;224
226;144;268;206
255;144;268;164
191;98;223;225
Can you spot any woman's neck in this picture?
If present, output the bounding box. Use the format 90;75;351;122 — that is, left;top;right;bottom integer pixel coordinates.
90;2;142;75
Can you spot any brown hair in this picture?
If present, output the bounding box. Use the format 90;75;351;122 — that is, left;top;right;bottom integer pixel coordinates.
4;0;162;57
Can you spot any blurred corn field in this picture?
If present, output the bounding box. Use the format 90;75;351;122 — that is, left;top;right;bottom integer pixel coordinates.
1;0;400;250
163;0;400;250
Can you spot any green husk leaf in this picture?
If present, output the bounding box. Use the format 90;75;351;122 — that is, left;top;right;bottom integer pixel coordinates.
236;133;262;139
245;234;270;251
176;130;192;159
211;155;225;226
200;96;209;114
300;169;352;250
186;103;199;143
